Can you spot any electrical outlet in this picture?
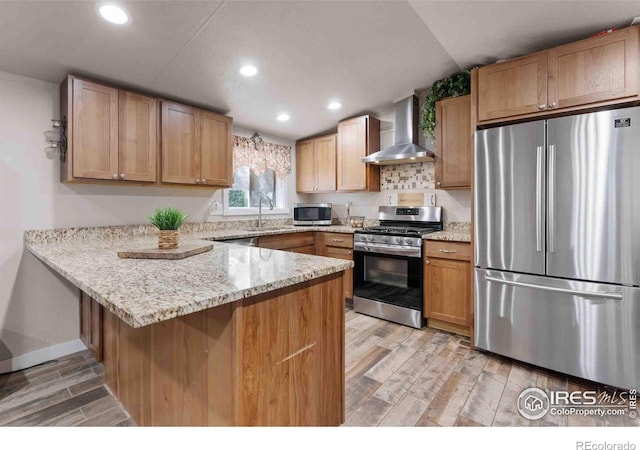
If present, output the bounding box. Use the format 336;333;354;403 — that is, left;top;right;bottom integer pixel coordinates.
209;201;222;215
427;193;436;206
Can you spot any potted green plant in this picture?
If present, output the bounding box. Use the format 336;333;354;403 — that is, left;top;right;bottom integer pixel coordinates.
148;207;187;249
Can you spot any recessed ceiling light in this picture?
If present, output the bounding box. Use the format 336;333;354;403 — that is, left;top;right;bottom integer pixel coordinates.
327;101;342;110
239;65;258;77
277;113;290;122
98;3;130;25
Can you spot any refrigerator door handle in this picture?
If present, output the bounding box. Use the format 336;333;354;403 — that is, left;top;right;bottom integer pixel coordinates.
536;145;544;252
548;144;556;253
485;276;623;300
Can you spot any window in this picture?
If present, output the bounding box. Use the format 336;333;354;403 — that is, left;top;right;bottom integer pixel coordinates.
224;166;287;215
225;132;292;215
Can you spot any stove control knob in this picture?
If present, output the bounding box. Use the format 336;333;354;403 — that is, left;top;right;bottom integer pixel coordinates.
394;236;402;244
366;235;374;242
381;236;389;243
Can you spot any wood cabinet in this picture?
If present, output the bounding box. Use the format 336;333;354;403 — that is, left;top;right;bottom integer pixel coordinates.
316;232;354;300
258;232;315;253
337;115;380;191
548;27;639;110
478;52;548;121
296;134;337;193
477;27;639;123
100;272;345;426
258;231;354;300
423;241;472;336
67;78;119;181
60;75;232;187
80;292;103;362
435;95;472;189
161;101;232;187
118;91;158;182
199;110;233;186
62;77;158;183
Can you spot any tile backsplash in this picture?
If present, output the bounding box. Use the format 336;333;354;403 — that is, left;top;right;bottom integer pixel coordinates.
381;162;435;190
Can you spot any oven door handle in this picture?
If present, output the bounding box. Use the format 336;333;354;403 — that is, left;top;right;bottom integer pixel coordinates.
354;242;421;257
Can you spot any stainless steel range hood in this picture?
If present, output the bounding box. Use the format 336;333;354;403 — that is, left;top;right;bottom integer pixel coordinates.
362;95;434;165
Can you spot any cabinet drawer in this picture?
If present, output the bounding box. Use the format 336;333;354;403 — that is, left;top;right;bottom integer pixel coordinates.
259;232;315;250
325;246;353;260
322;233;353;249
424;241;471;261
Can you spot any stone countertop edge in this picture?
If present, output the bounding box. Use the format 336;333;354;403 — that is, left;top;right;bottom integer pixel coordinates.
25;239;354;329
24;224;359;245
423;231;472;243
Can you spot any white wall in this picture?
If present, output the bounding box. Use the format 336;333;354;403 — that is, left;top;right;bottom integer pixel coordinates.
0;71;298;367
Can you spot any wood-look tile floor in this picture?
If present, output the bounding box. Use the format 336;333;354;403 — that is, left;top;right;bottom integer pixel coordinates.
343;307;639;427
0;350;132;426
1;307;637;427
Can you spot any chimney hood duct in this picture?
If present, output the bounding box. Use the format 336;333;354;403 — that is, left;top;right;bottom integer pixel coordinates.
362;95;435;165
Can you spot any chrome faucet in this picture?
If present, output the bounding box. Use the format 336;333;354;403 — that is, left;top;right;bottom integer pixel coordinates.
258;196;274;229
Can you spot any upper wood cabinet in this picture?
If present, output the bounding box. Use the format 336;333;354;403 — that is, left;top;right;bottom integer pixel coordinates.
161;101;232;187
548;27;639;109
478;52;548;121
296;134;336;193
62;77;158;183
60;75;232;187
161;102;199;185
337;115;380;191
477;26;640;123
67;78;119;181
118;91;157;182
199;111;233;186
435;95;471;189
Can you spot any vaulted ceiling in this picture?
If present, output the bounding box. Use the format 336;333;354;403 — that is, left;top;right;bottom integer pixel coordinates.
0;1;638;139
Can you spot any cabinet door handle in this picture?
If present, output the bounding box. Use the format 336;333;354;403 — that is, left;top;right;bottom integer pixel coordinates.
332;239;344;242
112;174;118;180
425;259;430;265
549;101;557;108
119;173;125;179
436;181;441;186
439;249;456;254
538;103;547;110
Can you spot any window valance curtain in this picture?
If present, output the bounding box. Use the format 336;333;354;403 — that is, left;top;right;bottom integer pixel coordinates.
232;133;292;180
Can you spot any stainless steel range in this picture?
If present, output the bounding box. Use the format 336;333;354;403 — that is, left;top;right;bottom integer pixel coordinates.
353;206;443;328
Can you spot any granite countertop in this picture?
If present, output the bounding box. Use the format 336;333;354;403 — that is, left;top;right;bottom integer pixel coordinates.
26;234;353;328
193;224;359;241
421;222;471;243
423;231;471;243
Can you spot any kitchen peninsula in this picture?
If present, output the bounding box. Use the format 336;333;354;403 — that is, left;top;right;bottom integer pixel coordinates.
24;225;354;426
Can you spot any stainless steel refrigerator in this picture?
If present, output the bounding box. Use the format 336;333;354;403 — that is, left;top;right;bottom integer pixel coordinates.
475;106;640;390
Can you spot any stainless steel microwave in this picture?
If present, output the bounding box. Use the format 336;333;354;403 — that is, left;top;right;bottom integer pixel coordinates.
293;203;332;226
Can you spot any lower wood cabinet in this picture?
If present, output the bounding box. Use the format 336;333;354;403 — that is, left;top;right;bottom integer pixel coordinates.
80;292;103;362
257;232;315;253
100;273;345;426
423;241;472;336
316;232;354;300
257;231;354;300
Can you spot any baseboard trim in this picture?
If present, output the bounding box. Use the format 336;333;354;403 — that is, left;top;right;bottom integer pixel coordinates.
0;339;87;374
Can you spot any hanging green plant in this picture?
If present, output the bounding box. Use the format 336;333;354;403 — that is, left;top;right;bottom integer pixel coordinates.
420;70;471;140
